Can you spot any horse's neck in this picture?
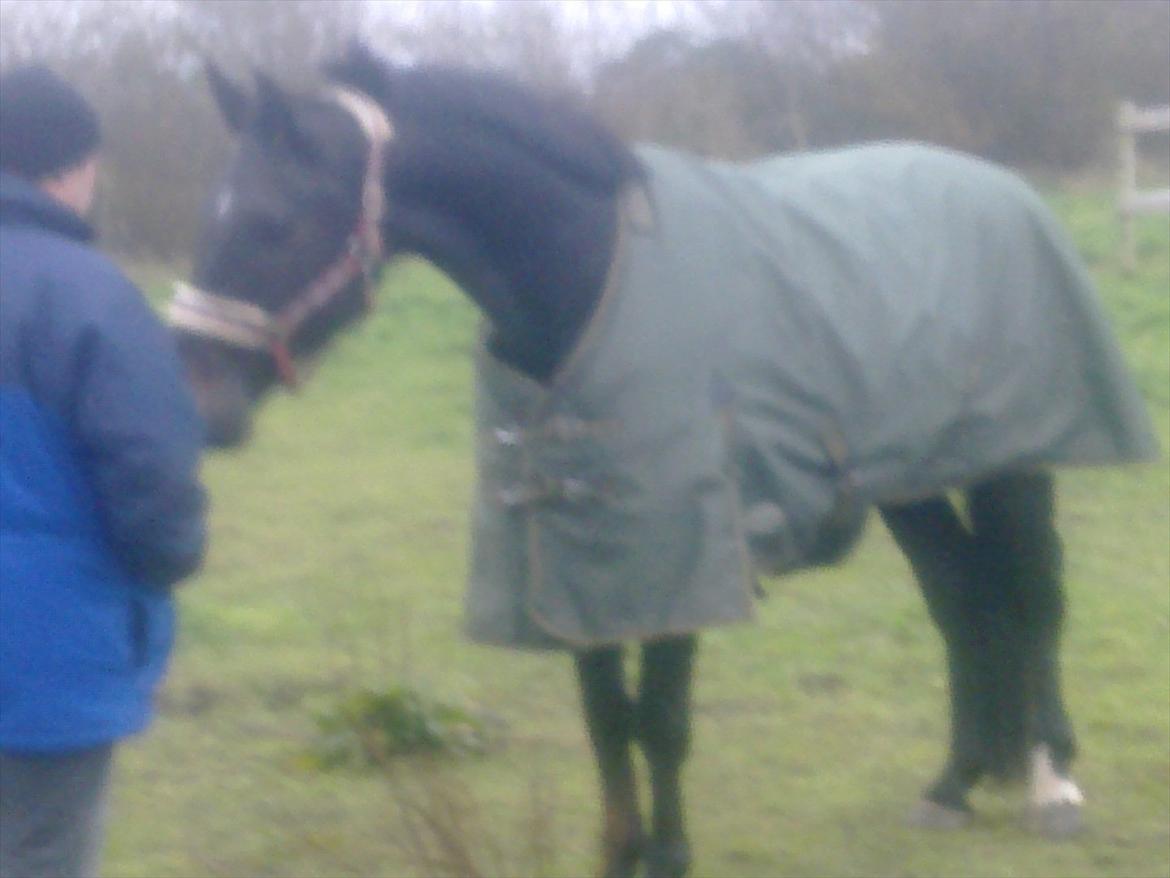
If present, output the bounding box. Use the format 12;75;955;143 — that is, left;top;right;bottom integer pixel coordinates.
381;132;620;383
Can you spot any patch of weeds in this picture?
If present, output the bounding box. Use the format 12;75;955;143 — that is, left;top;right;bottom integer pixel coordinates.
304;685;499;770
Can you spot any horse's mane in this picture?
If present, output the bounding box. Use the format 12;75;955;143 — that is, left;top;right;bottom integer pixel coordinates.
323;43;641;196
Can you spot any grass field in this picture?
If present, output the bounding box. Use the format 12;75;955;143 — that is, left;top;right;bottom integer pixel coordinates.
110;190;1169;878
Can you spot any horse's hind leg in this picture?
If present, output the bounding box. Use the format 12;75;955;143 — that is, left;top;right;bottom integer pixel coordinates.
879;497;987;825
969;472;1084;837
638;635;698;878
575;646;643;878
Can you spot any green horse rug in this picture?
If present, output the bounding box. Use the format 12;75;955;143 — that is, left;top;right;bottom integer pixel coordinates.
466;143;1159;649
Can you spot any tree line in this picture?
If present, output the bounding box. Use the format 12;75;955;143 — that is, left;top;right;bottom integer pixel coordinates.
1;0;1166;260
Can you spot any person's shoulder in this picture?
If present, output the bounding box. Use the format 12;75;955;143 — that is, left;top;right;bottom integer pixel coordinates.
2;233;167;361
10;228;145;309
54;235;134;291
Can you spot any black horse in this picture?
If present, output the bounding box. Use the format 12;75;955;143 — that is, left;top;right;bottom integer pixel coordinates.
170;44;1157;878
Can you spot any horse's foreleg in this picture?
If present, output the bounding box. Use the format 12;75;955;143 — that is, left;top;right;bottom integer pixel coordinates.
970;473;1084;837
575;646;643;878
637;635;697;878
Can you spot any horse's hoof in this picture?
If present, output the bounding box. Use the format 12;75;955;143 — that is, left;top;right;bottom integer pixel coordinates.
1029;801;1085;839
907;798;972;830
645;839;692;878
602;854;639;878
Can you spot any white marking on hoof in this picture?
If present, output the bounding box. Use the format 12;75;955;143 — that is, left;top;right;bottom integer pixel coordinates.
1030;745;1084;808
1029;745;1086;838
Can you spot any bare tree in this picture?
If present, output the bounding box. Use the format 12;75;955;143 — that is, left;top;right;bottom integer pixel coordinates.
3;0;1166;260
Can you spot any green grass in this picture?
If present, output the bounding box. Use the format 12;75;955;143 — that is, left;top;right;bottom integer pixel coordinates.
107;194;1169;878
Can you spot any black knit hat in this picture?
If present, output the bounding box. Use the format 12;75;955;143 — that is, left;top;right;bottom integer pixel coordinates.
0;65;101;180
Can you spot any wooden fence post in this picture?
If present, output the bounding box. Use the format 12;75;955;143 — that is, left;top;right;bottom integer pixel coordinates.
1118;102;1137;273
1117;101;1170;274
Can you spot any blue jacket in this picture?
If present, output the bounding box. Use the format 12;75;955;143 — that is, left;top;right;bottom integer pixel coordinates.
0;173;207;751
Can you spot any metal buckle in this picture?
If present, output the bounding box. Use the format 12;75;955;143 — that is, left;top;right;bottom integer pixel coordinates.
494;426;523;447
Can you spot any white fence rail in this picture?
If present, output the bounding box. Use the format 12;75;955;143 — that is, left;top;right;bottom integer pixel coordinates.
1117;101;1170;271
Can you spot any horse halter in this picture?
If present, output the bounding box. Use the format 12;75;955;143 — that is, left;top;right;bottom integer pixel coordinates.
169;87;394;388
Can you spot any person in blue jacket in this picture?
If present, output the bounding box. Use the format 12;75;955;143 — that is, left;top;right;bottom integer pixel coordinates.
0;65;207;878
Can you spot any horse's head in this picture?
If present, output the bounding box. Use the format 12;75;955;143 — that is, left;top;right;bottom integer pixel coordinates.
172;48;392;447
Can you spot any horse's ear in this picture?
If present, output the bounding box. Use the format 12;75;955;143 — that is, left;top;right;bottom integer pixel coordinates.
255;71;291;130
206;61;251;133
324;39;393;100
254;72;320;163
